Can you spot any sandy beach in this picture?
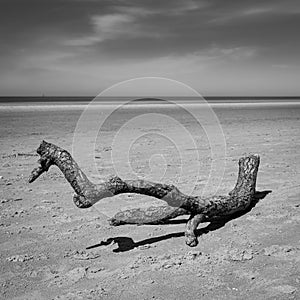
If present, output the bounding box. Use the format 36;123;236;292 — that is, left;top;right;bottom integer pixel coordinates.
0;101;299;299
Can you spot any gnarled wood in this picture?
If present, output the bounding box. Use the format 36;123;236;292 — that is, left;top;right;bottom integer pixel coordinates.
185;214;205;247
29;140;264;247
109;190;271;226
109;206;188;226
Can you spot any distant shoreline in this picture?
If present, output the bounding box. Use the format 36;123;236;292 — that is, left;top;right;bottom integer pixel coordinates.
1;101;300;112
0;96;300;104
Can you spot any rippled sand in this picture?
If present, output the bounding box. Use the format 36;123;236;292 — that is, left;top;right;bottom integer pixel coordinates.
0;102;299;299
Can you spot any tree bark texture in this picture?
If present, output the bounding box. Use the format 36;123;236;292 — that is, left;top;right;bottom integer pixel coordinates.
29;140;264;246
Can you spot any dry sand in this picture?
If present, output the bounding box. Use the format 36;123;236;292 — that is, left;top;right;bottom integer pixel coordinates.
0;102;299;299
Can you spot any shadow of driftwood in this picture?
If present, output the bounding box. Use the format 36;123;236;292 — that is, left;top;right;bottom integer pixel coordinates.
87;232;185;252
86;190;271;253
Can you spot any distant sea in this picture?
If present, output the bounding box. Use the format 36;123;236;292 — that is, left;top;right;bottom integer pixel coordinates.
0;96;300;104
1;97;300;112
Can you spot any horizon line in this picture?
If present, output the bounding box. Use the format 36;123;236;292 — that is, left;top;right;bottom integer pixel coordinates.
0;96;300;99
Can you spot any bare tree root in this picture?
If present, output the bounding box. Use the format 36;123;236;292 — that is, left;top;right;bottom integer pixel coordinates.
29;140;264;247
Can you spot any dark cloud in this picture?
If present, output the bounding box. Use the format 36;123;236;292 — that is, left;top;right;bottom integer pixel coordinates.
0;0;299;95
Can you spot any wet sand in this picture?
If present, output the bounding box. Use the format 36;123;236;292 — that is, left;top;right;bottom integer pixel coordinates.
0;102;299;299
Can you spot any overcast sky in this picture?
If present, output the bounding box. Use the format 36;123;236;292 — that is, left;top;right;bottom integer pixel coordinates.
0;0;300;96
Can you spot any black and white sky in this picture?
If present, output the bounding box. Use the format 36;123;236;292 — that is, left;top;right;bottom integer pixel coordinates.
1;0;300;96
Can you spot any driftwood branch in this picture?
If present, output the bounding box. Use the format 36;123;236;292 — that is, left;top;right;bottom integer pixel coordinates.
109;190;271;226
109;206;188;226
29;140;265;247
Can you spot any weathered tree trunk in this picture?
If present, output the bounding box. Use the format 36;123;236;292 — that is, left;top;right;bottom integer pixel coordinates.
109;206;188;226
109;189;270;226
29;140;262;247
